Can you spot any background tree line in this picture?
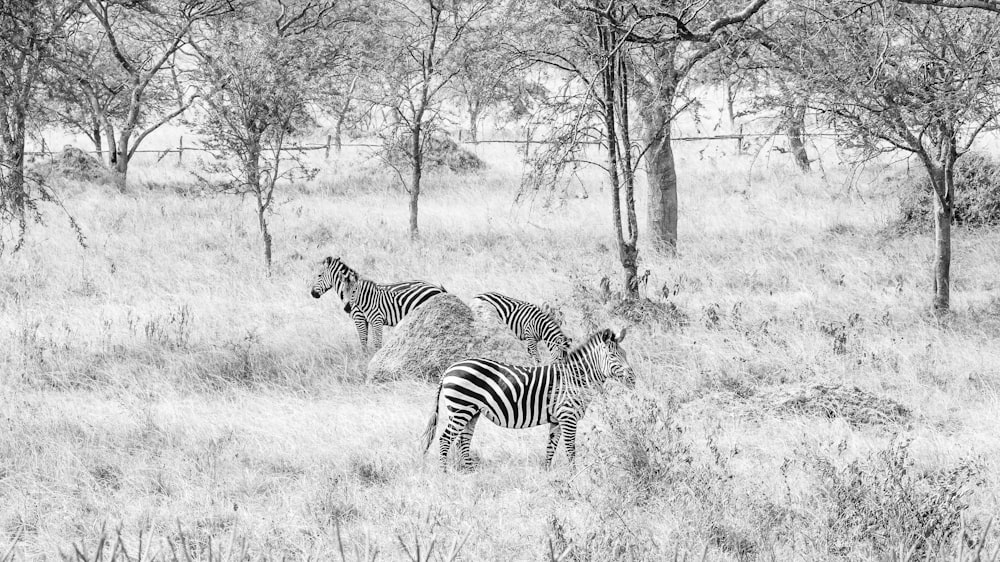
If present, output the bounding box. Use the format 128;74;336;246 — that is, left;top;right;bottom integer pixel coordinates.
2;0;999;311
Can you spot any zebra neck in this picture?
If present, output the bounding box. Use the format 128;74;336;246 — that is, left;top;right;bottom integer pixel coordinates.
560;351;606;388
350;279;376;304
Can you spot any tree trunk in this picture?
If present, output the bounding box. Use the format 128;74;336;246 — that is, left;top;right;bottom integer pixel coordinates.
643;104;678;254
723;73;739;153
112;127;132;191
409;126;421;240
615;49;640;299
92;121;103;161
598;19;639;298
468;103;479;143
929;164;954;311
258;205;272;273
247;141;272;272
640;45;680;254
1;134;27;223
333;113;344;153
1;97;28;228
785;102;810;171
112;148;128;190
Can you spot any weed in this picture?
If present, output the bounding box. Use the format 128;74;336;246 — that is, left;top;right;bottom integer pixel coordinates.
808;437;984;557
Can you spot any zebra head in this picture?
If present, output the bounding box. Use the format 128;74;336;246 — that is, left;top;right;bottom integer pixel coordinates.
591;328;635;387
552;333;573;362
312;256;359;314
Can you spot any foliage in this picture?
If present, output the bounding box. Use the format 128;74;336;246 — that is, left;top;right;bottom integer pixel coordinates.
191;1;346;270
361;0;498;238
584;392;700;505
898;152;1000;231
0;0;83;254
808;438;984;557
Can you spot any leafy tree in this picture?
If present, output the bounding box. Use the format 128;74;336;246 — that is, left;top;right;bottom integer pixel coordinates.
364;0;495;240
448;46;533;142
588;0;771;254
518;2;643;296
0;0;82;253
770;0;1000;310
44;24;127;161
70;0;232;188
191;0;348;272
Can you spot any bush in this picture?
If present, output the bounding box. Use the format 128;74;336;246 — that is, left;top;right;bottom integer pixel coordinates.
808;438;983;557
897;152;1000;231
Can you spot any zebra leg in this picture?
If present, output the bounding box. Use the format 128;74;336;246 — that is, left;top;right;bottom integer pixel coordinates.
457;413;480;471
438;412;473;472
370;316;385;351
526;339;540;364
352;309;369;352
557;413;579;466
545;422;562;468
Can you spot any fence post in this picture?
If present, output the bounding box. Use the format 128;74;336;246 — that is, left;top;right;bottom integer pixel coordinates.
737;125;744;155
179;136;184;164
325;135;332;160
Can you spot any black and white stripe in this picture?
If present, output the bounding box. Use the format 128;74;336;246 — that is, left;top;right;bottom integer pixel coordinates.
311;256;445;351
422;328;634;471
475;291;572;364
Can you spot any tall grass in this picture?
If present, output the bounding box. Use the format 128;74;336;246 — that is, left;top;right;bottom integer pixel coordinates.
2;139;999;560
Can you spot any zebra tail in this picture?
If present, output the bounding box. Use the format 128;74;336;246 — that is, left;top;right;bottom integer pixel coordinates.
421;380;444;455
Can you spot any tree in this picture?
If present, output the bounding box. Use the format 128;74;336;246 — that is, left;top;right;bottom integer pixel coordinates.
0;0;81;252
72;0;232;187
43;26;126;161
448;47;532;142
589;0;771;254
365;0;494;240
771;0;1000;310
519;2;642;296
192;0;347;272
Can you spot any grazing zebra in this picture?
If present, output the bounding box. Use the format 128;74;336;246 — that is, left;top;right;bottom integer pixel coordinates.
474;291;572;364
310;256;445;351
422;328;634;471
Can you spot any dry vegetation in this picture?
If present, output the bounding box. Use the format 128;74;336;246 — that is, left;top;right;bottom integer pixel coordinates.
2;137;1000;560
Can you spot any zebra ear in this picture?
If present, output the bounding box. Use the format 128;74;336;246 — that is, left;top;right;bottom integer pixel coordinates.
618;327;627;343
323;256;333;266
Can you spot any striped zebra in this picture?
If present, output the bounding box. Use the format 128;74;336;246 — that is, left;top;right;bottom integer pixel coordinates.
422;328;634;471
475;292;572;364
311;256;445;351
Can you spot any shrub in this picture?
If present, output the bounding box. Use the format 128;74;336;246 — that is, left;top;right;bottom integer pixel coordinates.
897;152;1000;231
808;438;983;557
581;391;730;508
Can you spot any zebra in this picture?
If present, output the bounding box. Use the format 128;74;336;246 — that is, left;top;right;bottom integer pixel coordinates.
310;256;445;352
422;328;634;471
474;291;572;364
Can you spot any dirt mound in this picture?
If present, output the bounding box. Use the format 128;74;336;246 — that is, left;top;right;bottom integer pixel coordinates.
758;384;911;426
893;152;1000;232
682;384;911;427
608;297;687;327
366;293;530;383
31;146;116;184
385;134;485;174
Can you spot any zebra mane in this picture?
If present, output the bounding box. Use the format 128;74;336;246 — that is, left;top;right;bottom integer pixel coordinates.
564;329;616;362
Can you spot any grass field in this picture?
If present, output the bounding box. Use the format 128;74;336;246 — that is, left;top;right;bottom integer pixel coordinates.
2;139;1000;560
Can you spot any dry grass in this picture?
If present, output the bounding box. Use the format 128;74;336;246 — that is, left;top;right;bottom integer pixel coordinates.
2;135;1000;560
